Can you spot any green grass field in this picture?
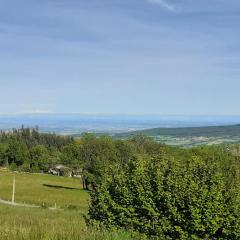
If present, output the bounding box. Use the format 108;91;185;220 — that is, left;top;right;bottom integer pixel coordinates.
0;169;89;211
0;204;134;240
0;169;134;240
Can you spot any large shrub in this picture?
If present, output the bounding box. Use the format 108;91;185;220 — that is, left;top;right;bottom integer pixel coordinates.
88;154;240;239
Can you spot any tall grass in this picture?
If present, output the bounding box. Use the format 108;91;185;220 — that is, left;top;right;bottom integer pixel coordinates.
0;205;135;240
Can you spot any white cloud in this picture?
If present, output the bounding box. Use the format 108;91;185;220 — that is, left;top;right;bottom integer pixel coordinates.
146;0;176;12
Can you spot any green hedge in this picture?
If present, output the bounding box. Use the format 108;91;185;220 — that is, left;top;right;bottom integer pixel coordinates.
89;154;240;239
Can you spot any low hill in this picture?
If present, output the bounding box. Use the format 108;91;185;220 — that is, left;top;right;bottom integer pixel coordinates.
116;124;240;138
115;124;240;147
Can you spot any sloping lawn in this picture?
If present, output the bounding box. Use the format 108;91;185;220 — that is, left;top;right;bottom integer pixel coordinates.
0;169;89;211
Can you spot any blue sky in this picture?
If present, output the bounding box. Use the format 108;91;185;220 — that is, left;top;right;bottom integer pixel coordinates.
0;0;240;115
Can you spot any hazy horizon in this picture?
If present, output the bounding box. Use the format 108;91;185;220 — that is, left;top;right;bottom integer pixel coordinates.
1;113;240;134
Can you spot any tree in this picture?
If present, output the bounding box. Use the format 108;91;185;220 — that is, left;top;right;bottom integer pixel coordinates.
88;153;240;239
80;134;117;190
29;145;48;171
0;143;8;166
6;140;29;166
61;142;82;168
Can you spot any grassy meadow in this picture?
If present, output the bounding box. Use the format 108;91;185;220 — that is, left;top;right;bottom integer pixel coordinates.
0;169;89;211
0;169;134;240
0;205;134;240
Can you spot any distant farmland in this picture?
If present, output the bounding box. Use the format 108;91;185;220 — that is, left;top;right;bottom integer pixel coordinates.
115;124;240;147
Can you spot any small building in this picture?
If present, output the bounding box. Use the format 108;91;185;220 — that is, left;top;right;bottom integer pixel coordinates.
49;165;72;177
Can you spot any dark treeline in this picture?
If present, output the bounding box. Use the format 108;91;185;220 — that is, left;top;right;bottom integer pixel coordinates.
1;127;240;238
0;125;74;149
0;126;74;172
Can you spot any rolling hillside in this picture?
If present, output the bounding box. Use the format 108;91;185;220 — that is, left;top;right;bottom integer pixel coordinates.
115;124;240;147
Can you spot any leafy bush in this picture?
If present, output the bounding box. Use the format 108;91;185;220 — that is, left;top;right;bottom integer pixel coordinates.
18;162;31;172
88;154;240;239
9;163;18;171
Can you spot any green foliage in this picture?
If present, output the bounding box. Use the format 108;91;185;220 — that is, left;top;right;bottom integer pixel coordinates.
30;145;48;171
0;126;74;149
61;142;82;168
6;139;29;166
89;151;240;239
80;134;119;190
0;127;74;172
0;143;8;166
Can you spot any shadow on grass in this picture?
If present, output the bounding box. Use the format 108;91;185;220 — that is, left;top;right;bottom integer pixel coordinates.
43;184;81;190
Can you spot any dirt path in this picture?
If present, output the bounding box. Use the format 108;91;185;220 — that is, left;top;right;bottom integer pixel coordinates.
0;199;62;210
0;199;40;208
